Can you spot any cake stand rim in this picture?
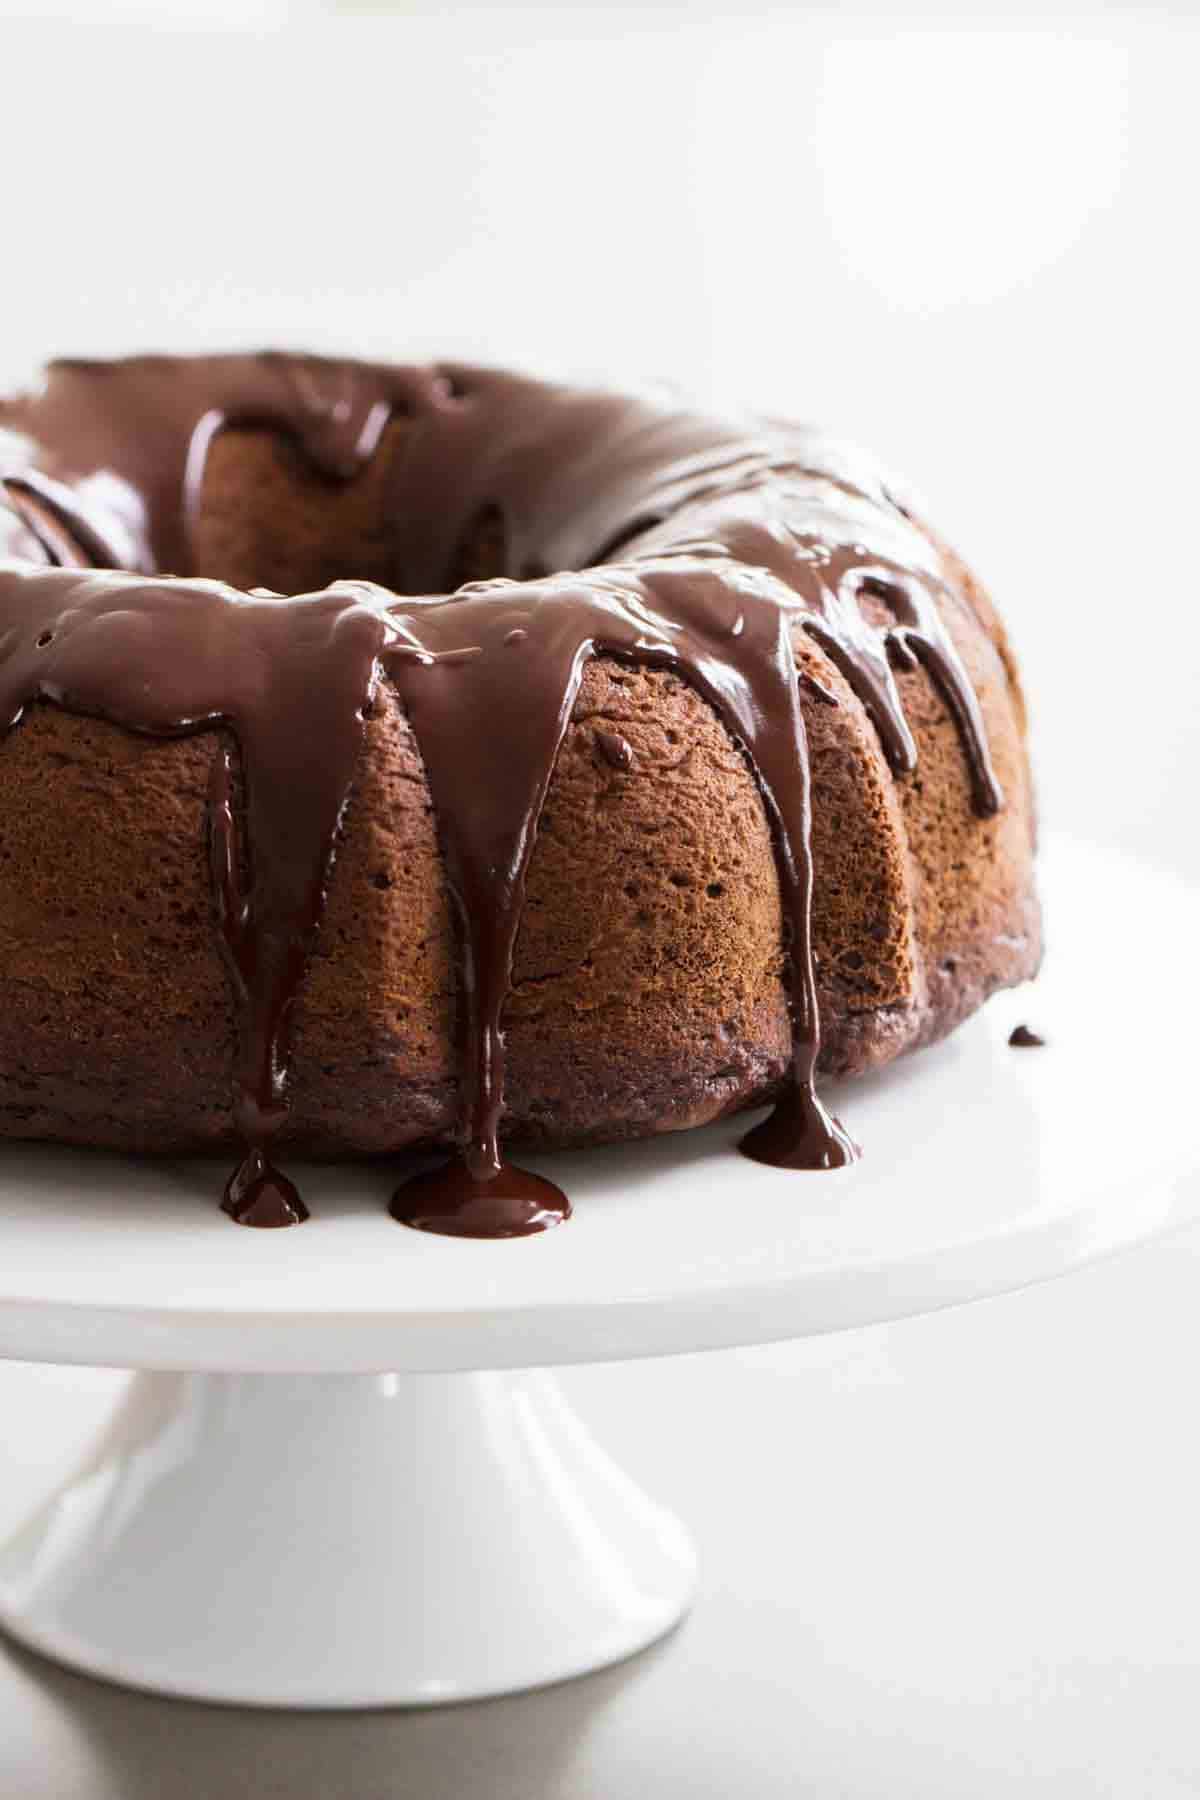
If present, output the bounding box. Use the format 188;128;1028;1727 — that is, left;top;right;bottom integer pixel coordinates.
0;834;1194;1375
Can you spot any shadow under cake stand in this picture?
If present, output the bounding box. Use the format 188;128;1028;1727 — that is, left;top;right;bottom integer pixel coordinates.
0;837;1194;1710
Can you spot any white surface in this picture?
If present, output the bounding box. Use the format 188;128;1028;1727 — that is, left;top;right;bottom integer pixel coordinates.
0;839;1193;1374
0;1368;695;1708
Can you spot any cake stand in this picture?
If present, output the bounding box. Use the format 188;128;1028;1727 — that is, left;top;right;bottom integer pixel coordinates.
0;837;1195;1711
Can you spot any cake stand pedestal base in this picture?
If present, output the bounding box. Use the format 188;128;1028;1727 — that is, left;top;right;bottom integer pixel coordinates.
0;1368;697;1709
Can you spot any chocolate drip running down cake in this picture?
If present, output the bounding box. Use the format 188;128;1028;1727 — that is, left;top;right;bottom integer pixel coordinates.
0;355;1040;1236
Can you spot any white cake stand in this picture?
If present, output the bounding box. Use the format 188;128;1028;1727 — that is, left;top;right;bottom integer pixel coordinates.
0;838;1195;1711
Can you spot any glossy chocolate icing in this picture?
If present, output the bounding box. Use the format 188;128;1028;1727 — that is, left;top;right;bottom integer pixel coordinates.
0;354;1004;1235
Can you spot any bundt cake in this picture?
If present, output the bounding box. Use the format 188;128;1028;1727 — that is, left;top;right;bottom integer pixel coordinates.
0;354;1040;1236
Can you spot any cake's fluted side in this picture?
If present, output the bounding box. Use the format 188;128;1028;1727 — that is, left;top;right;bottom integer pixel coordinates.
0;355;1040;1230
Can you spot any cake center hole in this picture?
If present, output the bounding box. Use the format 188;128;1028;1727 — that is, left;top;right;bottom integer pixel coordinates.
188;425;512;598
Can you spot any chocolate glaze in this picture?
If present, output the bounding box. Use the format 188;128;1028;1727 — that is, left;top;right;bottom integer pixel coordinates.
0;354;1006;1235
222;1147;309;1229
391;1159;570;1239
595;726;636;772
1008;1024;1045;1048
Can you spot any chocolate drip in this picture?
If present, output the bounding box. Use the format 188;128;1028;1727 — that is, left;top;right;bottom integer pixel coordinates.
392;1159;570;1238
0;566;391;1228
1;483;88;568
3;472;128;570
1008;1024;1045;1048
223;1147;308;1229
594;726;635;771
617;485;1003;816
386;561;862;1224
0;354;1010;1230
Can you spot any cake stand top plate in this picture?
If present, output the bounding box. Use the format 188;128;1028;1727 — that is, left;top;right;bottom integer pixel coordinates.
0;838;1193;1374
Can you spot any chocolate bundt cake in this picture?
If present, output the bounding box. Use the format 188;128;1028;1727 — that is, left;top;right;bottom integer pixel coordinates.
0;354;1040;1236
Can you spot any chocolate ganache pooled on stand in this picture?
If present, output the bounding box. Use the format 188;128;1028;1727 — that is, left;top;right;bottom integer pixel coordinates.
0;354;1039;1236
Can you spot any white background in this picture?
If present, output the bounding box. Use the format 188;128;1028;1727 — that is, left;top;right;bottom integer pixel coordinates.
0;2;1198;1794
